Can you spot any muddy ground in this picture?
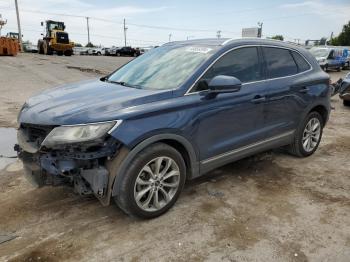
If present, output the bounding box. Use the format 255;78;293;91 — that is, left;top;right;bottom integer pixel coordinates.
0;54;349;262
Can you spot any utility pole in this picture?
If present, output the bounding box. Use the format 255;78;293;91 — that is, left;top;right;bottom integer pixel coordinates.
123;18;128;47
257;22;263;38
168;33;172;42
86;17;90;45
14;0;23;51
216;30;221;39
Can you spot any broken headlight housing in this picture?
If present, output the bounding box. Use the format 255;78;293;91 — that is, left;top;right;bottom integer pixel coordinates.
42;121;121;148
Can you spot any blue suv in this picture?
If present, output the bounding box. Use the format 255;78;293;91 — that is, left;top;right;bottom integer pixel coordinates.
16;39;331;218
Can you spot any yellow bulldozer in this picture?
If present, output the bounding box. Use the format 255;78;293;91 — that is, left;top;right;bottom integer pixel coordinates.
38;20;74;56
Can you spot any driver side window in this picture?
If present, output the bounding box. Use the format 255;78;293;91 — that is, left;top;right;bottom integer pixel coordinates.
193;47;262;92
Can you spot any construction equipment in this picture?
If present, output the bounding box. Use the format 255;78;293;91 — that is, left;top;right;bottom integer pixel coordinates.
37;20;74;56
0;15;20;56
6;32;19;39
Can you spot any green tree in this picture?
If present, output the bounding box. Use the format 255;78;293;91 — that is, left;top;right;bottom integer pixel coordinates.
330;21;350;46
85;42;94;47
270;35;284;41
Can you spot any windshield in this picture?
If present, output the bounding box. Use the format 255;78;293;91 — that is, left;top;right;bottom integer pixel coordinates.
107;45;217;90
48;22;64;31
310;48;330;58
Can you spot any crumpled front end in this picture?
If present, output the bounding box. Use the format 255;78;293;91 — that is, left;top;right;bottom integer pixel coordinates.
15;123;120;199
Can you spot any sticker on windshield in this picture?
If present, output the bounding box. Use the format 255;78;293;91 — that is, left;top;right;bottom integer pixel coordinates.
185;47;212;54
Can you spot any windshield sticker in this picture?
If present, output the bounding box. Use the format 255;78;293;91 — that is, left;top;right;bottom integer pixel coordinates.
185;47;212;54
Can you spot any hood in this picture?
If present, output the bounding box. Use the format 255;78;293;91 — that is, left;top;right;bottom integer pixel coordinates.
19;79;173;125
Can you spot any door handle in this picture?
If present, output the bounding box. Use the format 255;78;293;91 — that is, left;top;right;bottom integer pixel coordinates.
298;86;309;93
251;95;266;103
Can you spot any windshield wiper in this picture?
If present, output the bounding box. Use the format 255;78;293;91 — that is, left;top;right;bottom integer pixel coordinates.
105;79;143;89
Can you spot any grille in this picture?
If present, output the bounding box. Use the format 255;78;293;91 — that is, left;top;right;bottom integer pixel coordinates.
56;32;69;44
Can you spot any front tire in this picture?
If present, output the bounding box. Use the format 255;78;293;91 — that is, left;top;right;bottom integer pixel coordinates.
288;111;323;157
113;143;186;219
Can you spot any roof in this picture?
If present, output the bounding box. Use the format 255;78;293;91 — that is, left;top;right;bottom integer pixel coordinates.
165;38;305;49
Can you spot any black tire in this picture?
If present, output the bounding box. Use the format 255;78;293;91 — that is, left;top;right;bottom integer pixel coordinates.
343;100;350;107
37;41;44;54
337;66;341;72
116;52;121;57
288;111;324;157
113;143;186;219
64;50;72;56
47;46;53;55
57;51;63;56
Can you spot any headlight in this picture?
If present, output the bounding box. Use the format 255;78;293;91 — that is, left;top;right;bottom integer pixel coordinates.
42;121;121;147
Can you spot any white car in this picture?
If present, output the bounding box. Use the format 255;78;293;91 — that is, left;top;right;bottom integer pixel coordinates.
87;47;110;56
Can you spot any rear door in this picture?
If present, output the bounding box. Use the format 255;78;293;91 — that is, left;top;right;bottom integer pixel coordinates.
262;46;312;137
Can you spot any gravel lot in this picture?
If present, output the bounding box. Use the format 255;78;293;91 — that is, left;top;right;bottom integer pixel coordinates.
0;53;349;262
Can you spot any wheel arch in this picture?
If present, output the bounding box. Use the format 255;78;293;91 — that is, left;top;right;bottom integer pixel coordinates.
111;134;200;198
308;104;329;126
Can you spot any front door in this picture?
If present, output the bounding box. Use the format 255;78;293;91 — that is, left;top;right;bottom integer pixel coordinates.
188;46;268;166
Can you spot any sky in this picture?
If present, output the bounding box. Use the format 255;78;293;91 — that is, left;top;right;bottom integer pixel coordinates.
0;0;349;47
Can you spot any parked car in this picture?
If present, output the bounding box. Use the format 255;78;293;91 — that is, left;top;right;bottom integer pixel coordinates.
339;72;350;106
23;43;38;53
16;39;331;218
73;47;88;55
87;47;104;56
113;46;140;57
344;50;350;69
108;46;119;56
102;47;111;56
310;46;349;71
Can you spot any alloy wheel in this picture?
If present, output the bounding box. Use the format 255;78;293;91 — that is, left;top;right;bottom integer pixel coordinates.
302;117;321;152
134;157;180;212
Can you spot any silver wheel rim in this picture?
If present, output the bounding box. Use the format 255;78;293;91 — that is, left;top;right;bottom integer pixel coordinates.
134;157;180;212
302;117;321;152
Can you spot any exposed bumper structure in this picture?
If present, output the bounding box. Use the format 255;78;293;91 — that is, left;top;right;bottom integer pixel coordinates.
15;123;120;200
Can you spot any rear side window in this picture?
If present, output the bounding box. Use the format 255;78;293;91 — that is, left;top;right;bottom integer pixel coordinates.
263;47;298;78
291;51;311;72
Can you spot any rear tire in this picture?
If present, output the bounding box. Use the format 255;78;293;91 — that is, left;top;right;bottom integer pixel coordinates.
57;51;63;56
113;143;186;219
288;111;323;157
64;50;72;56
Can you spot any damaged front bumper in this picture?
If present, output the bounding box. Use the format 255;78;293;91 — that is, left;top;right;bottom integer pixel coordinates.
15;123;120;200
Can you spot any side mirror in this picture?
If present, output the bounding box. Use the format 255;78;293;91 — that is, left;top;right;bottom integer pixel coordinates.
208;75;242;93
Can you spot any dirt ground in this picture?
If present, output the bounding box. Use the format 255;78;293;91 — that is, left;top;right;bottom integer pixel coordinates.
0;53;349;262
